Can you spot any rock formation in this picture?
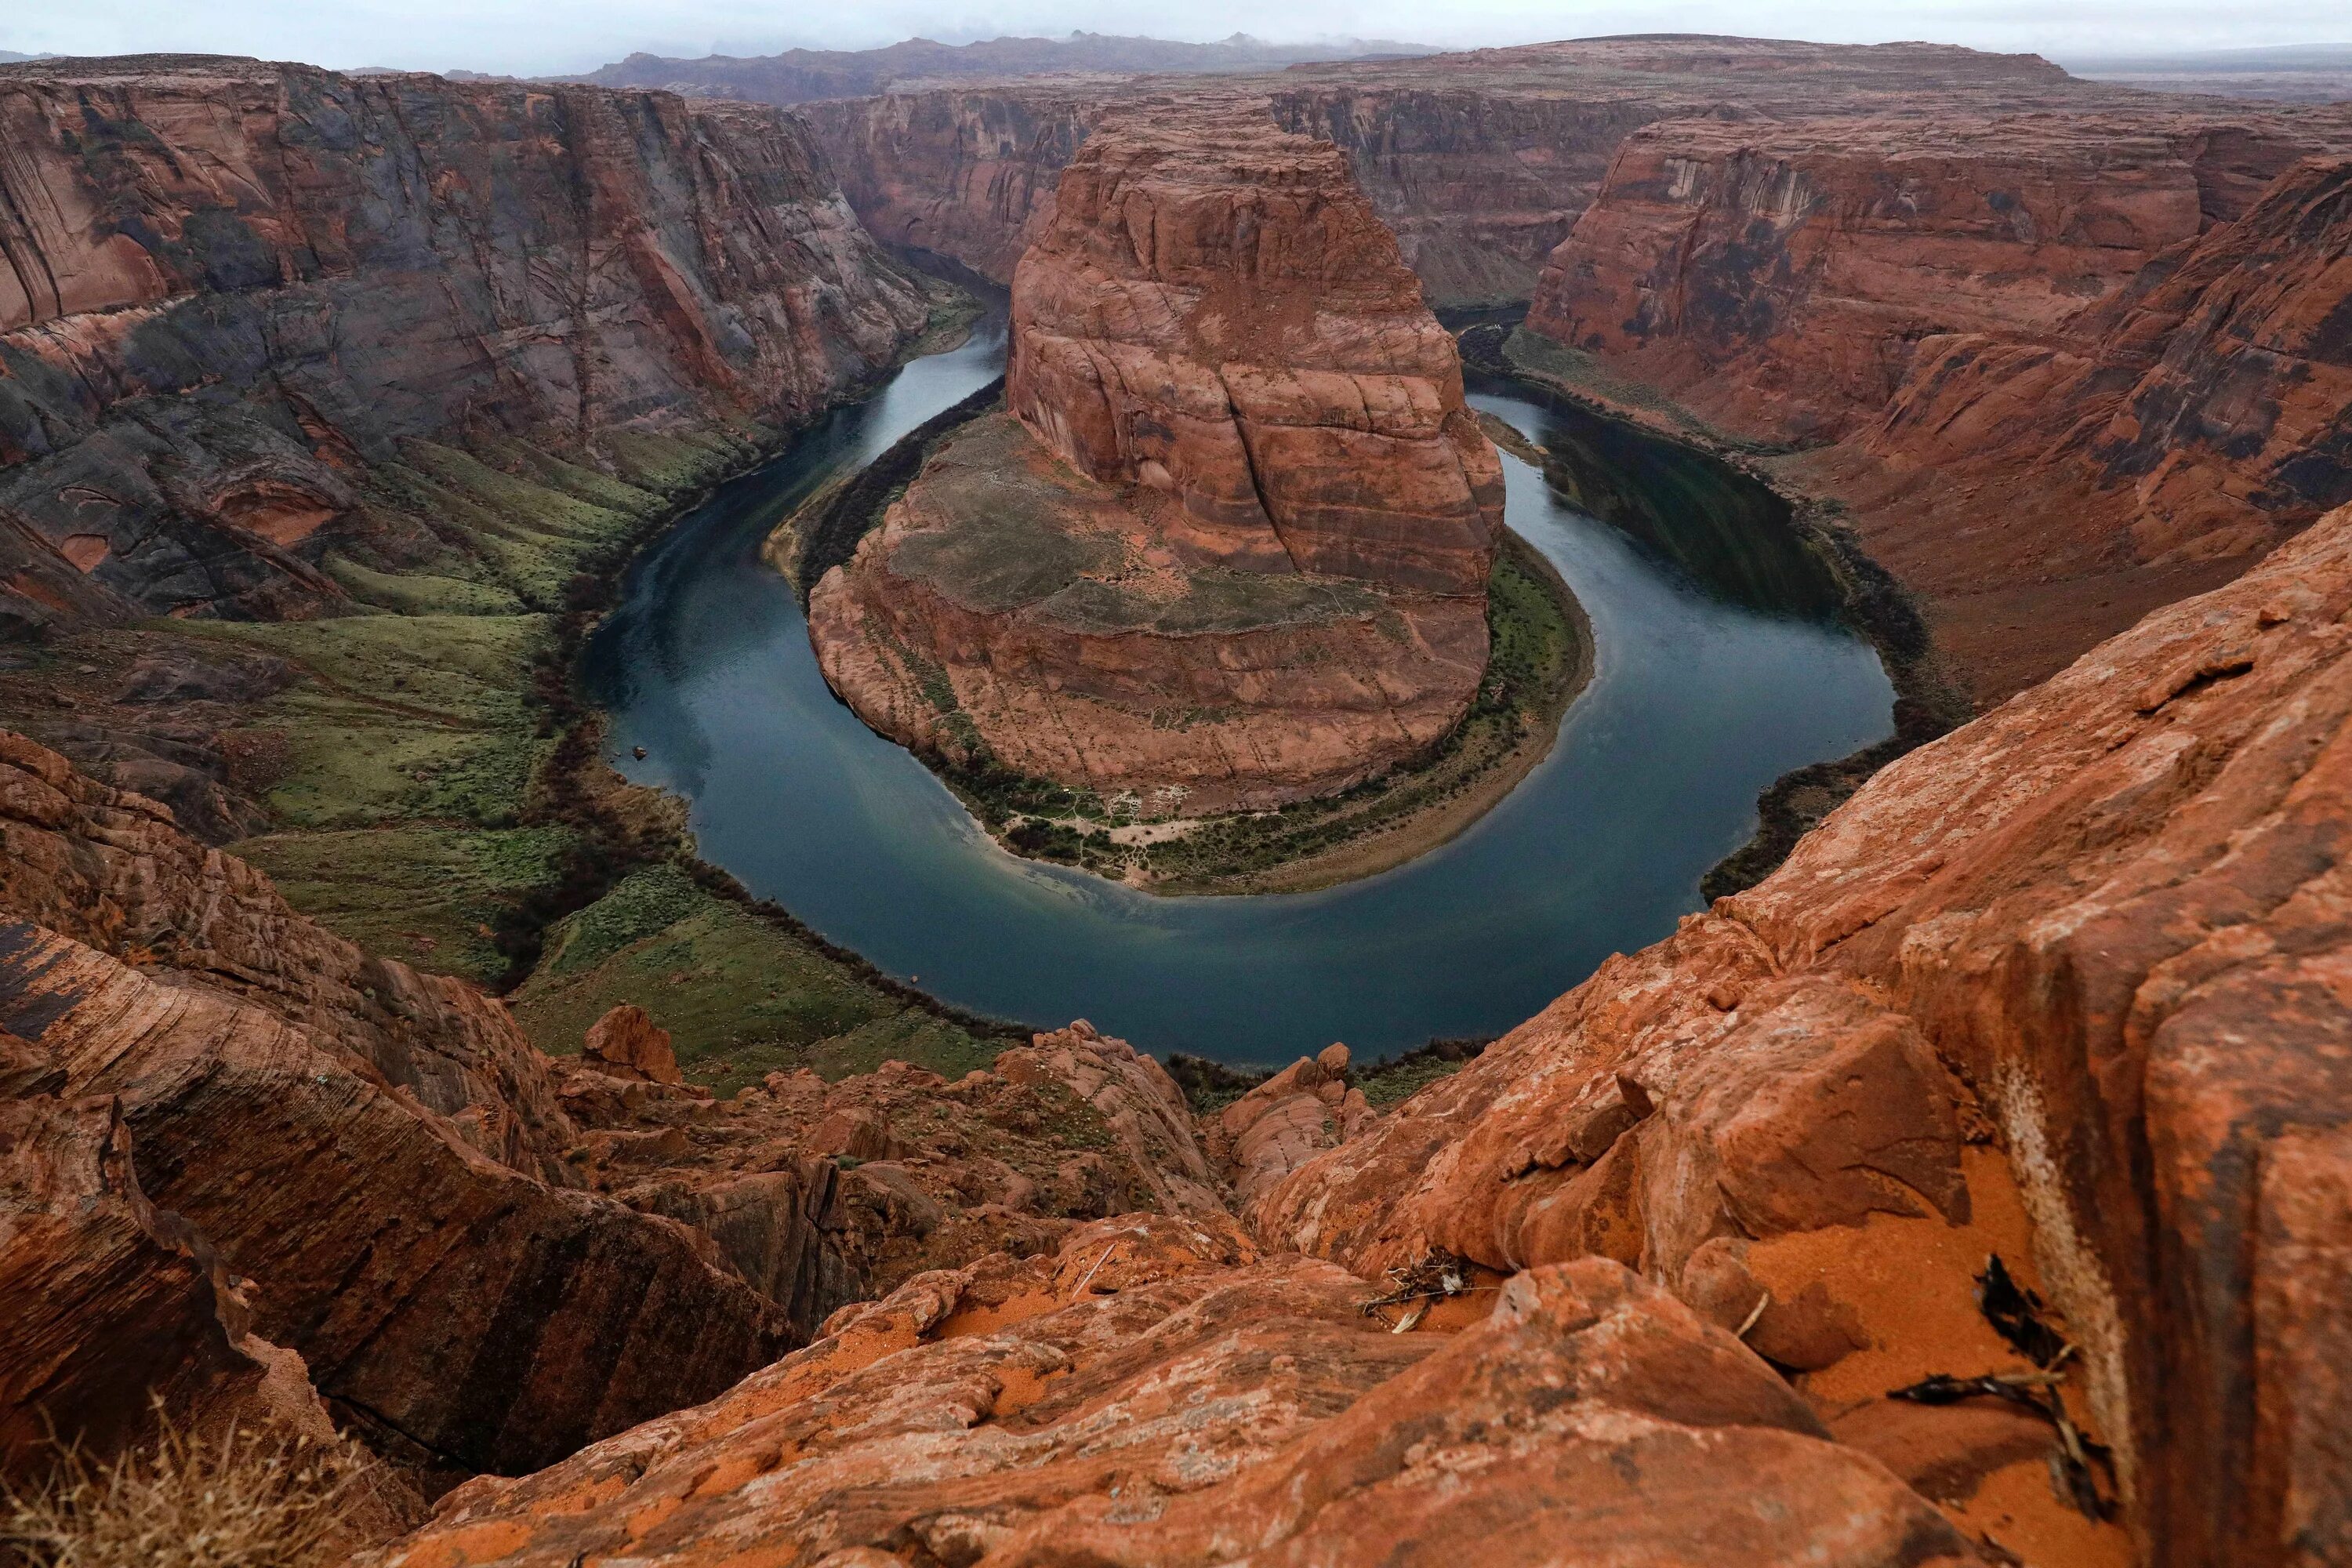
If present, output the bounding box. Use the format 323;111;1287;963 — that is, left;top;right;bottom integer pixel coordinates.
365;1239;1971;1568
0;56;930;632
582;1004;686;1085
809;103;1503;810
1798;154;2352;698
1260;498;2352;1565
0;1090;339;1468
1203;1041;1377;1205
0;724;1234;1491
804;36;2176;309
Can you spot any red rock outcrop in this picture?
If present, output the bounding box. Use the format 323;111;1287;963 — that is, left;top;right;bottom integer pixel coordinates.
0;56;929;630
582;1004;684;1085
0;728;575;1181
0;1090;338;1470
1004;106;1501;595
561;1022;1229;1316
1261;500;2352;1565
0;729;808;1476
1204;1041;1376;1206
1794;154;2352;699
805;37;2169;308
809;104;1503;811
367;1238;1972;1568
2;723;1240;1483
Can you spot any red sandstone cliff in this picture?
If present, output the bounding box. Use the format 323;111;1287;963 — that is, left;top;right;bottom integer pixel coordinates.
1795;154;2352;697
0;725;1229;1486
0;56;929;632
808;105;1503;811
369;499;2352;1568
802;37;2238;310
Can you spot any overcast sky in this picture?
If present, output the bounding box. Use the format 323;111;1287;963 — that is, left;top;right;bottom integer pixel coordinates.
2;0;2343;78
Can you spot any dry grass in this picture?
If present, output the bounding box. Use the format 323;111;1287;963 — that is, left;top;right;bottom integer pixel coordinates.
2;1413;379;1568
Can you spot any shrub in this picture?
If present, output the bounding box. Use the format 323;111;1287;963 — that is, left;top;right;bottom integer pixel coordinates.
2;1413;379;1568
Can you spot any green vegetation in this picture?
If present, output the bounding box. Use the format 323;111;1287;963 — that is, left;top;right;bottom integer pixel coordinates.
92;289;1031;1087
511;866;1000;1094
230;826;575;985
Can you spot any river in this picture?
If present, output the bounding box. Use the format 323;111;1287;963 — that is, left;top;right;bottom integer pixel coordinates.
581;314;1892;1064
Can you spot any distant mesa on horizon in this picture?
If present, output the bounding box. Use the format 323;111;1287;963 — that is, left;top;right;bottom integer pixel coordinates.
572;29;1435;105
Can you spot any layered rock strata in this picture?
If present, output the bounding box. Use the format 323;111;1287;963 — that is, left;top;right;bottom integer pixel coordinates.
809;106;1502;811
1261;499;2352;1566
0;56;929;631
0;727;1232;1486
0;1088;339;1468
368;503;2352;1566
804;36;2172;308
368;1237;1973;1568
1798;154;2352;697
1525;117;2217;440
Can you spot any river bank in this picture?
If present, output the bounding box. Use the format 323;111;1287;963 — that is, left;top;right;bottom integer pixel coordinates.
1471;324;1975;897
586;316;1893;1061
0;274;1035;1098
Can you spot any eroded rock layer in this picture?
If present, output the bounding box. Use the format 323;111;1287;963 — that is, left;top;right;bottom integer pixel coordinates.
1261;500;2352;1566
1518;117;2352;701
805;36;2170;308
0;55;928;631
0;727;1230;1488
810;105;1501;811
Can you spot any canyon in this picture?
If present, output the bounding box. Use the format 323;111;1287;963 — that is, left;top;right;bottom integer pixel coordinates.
0;54;932;635
799;37;2352;701
807;104;1505;815
0;30;2349;1568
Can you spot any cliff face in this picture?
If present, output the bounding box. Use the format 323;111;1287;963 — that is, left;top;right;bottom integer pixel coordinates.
1829;154;2352;571
1525;117;2216;439
0;725;1226;1485
380;504;2352;1568
798;89;1101;283
803;37;2182;310
808;105;1502;811
1004;105;1500;594
1516;112;2352;702
0;56;929;631
579;34;1428;106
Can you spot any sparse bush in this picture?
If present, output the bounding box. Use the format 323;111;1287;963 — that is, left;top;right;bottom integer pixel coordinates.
2;1414;379;1568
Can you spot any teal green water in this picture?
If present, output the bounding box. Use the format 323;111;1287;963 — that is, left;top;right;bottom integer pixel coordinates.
582;321;1892;1065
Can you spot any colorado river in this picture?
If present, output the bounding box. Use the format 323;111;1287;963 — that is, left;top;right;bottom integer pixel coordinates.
582;315;1893;1062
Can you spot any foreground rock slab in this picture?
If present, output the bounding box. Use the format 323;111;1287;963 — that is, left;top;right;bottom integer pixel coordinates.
367;1243;1969;1568
1265;501;2352;1566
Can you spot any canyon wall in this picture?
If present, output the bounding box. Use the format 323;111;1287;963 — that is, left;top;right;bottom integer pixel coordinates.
0;56;930;632
808;104;1503;811
1523;111;2352;441
802;37;2158;308
1516;109;2352;700
1806;153;2352;671
798;88;1101;283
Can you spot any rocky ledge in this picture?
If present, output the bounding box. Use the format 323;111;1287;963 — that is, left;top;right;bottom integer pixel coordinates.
808;103;1504;815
